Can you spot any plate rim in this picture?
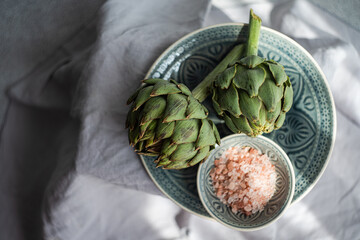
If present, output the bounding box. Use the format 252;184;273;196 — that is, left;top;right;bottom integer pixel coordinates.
141;22;337;218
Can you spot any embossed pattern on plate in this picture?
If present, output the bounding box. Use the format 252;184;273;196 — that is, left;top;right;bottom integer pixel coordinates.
141;24;336;218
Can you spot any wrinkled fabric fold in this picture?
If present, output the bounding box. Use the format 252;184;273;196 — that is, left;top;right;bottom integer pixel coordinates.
1;0;212;238
1;0;360;239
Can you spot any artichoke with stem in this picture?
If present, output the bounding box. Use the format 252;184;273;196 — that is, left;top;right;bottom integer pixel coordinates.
193;9;293;137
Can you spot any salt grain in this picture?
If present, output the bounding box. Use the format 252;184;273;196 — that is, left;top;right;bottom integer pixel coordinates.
210;146;276;215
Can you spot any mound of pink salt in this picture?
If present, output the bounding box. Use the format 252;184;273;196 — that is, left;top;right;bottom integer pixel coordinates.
210;146;276;215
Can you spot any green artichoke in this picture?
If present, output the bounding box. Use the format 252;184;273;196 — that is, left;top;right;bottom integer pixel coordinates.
126;79;220;169
209;10;293;137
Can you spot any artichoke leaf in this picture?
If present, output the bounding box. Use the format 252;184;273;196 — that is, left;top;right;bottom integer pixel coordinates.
239;55;265;68
135;141;144;152
177;83;192;96
169;79;178;85
133;86;154;111
160;139;177;158
238;89;262;123
282;78;293;112
150;81;181;96
138;152;159;157
186;96;207;119
164;161;190;170
163;94;188;122
202;105;209;115
215;65;236;89
170;143;198;162
145;135;156;148
125;108;138;130
140;97;167;125
129;126;140;146
267;62;287;86
233;65;265;97
139;119;154;138
212;90;223;116
264;122;275;133
140;120;157;140
274;112;286;129
155;121;175;142
211;120;221;145
189;146;210;166
196;119;216;149
258;76;283;112
257;104;267;127
218;84;242;117
156;158;171;168
266;100;282;123
223;113;239;133
146;141;162;153
172;119;199;144
230;115;253;136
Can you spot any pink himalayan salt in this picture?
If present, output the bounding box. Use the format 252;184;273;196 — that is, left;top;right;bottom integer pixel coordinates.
210;146;276;215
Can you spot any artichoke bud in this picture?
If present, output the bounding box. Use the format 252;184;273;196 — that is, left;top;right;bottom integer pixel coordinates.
212;56;293;137
208;10;294;137
126;79;220;169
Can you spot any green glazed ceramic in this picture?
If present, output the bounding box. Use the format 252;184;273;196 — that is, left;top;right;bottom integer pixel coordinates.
197;134;295;231
141;23;336;218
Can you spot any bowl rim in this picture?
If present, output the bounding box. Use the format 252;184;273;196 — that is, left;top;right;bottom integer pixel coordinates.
196;133;296;231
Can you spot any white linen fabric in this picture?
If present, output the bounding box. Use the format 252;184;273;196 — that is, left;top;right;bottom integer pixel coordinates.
1;0;359;239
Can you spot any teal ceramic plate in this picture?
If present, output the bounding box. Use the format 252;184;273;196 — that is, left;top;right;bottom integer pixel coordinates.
197;134;295;231
141;23;336;218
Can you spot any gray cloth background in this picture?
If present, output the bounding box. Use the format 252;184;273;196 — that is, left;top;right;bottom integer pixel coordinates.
1;0;213;238
1;0;360;239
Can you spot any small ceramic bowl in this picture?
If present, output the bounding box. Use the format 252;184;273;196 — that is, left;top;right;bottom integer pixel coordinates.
197;134;295;231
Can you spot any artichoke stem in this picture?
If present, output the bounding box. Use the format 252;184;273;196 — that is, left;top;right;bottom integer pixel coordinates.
191;44;245;102
245;9;262;57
